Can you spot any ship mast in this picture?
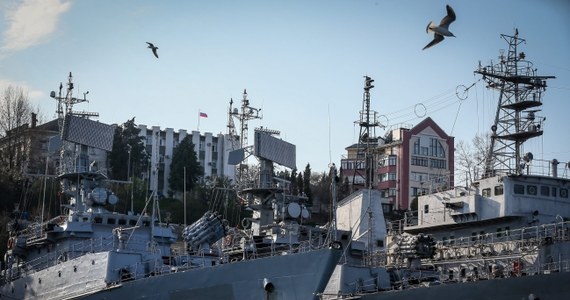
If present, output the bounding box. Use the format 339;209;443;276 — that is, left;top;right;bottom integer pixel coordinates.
50;72;96;175
475;29;555;176
227;89;262;187
354;76;381;189
355;76;383;254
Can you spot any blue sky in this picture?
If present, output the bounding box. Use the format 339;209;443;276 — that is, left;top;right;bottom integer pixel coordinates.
1;0;569;173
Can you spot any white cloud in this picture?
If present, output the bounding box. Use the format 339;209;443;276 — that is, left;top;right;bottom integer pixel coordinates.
0;79;44;101
2;0;71;52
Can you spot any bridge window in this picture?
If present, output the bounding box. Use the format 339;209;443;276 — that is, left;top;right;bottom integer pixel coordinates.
540;186;550;196
494;185;504;196
514;184;525;194
561;188;569;198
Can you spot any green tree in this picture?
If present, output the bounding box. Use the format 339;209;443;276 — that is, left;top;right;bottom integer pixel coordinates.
168;136;202;194
108;118;148;181
296;172;303;197
290;168;298;195
303;163;313;204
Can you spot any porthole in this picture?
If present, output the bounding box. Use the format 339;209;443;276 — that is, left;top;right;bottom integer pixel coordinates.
527;185;537;195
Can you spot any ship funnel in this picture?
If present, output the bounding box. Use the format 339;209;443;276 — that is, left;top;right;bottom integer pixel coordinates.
182;211;227;251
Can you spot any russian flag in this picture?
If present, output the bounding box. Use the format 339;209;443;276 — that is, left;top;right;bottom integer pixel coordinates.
199;112;208;118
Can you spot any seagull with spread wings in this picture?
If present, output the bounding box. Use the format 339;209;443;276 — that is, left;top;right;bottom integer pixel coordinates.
423;5;456;50
146;42;159;58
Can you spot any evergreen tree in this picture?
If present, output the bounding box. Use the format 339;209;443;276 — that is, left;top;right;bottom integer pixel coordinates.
296;172;303;196
108;118;148;180
290;168;298;195
303;163;313;203
168;136;202;194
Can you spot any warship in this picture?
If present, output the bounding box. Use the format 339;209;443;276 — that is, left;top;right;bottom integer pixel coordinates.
321;30;570;300
0;73;342;300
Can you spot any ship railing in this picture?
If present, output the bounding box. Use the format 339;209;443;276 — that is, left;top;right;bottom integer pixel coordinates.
517;158;570;179
435;221;570;251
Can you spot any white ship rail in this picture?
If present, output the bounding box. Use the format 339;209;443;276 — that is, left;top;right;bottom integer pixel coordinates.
488;158;570;180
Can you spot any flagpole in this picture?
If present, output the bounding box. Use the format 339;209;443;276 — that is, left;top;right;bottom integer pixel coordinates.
197;109;201;131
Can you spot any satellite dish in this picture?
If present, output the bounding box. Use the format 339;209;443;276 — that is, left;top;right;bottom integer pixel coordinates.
491;125;497;132
524;152;534;162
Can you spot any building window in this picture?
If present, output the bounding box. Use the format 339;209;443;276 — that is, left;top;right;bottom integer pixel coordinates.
411;172;428;182
388;188;397;197
430;138;446;158
429;158;446;169
388;155;397;166
413;139;420;155
411;156;428;167
411;187;418;196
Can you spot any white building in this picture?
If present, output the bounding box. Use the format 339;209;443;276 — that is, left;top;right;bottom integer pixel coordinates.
137;125;236;197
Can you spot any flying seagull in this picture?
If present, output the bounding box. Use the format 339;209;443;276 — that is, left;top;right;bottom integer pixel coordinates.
146;42;159;58
422;5;456;50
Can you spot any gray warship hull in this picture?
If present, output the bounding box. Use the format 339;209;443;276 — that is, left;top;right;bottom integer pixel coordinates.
359;271;570;300
2;246;341;300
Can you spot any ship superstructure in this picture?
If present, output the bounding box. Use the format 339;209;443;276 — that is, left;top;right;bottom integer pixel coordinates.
0;75;342;300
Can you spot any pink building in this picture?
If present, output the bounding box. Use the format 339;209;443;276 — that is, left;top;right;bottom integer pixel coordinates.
341;117;454;211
